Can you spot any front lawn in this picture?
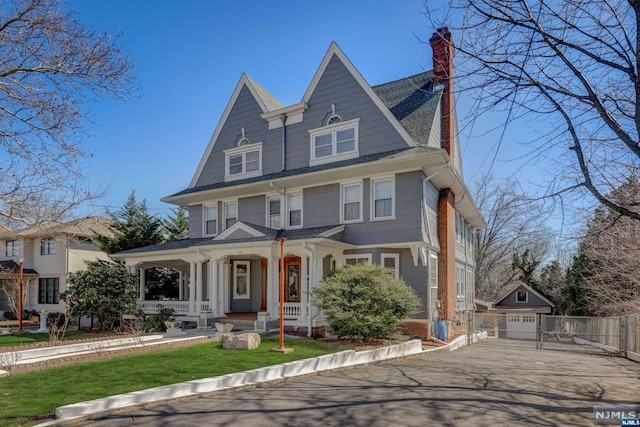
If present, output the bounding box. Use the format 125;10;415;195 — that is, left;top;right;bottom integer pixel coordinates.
0;337;343;427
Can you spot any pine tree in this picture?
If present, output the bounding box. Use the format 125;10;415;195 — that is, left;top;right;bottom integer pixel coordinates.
163;206;189;241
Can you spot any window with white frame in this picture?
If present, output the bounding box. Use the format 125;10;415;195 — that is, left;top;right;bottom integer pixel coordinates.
309;119;359;166
5;240;18;257
381;253;399;279
288;192;302;228
456;264;465;299
41;238;56;255
204;204;218;236
466;269;474;306
267;195;282;229
341;182;362;223
516;290;528;303
224;201;238;230
371;177;394;220
233;261;250;299
224;143;262;180
344;254;372;266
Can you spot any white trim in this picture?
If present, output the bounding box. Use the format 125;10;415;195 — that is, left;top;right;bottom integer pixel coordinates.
301;43;416;149
232;260;250;300
309;119;360;166
224;142;263;182
287;191;303;230
429;253;438;289
343;253;372;266
222;200;238;231
265;193;283;230
190;74;273;188
318;224;345;238
515;290;528;303
370;176;396;221
340;180;363;224
215;221;266;240
203;203;219;237
381;253;400;280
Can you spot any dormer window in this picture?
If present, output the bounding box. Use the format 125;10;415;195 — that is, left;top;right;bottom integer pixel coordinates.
224;142;262;181
309;118;359;166
326;115;341;125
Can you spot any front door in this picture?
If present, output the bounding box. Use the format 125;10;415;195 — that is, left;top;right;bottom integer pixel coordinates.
283;257;301;303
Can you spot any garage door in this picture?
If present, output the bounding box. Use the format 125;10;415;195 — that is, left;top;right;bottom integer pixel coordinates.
506;313;536;339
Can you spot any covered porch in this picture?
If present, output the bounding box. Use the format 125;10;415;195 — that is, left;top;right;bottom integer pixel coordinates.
115;222;354;331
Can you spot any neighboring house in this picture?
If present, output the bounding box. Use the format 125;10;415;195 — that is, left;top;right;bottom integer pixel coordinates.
0;217;111;317
114;28;486;336
491;281;555;340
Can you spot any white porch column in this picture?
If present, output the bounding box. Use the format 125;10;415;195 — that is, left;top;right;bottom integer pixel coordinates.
188;261;196;315
195;260;203;314
178;271;184;301
216;259;225;316
300;254;309;321
209;260;218;316
267;256;278;317
222;260;231;314
139;268;146;301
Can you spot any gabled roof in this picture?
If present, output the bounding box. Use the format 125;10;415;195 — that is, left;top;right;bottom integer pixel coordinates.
372;71;442;147
494;281;555;308
0;217;111;240
114;223;347;256
302;42;417;149
189;74;283;188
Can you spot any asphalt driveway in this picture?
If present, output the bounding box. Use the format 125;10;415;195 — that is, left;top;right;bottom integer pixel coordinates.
64;339;640;426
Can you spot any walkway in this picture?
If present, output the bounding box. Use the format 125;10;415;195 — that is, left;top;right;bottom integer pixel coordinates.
58;339;640;426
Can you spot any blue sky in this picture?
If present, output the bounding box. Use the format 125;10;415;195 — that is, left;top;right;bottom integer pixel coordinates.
65;0;518;217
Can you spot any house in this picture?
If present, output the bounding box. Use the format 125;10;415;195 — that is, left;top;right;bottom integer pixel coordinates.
114;28;486;336
0;217;111;318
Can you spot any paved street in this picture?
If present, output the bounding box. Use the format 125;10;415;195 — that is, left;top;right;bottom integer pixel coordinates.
65;339;640;427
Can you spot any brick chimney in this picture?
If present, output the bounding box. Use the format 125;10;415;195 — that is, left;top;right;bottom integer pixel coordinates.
431;28;457;322
429;27;455;161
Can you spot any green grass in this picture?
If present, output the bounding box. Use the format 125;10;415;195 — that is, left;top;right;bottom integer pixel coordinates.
0;330;116;348
0;337;343;427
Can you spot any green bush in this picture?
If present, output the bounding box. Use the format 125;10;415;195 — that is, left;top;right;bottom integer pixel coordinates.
313;263;422;341
143;306;176;332
47;312;68;328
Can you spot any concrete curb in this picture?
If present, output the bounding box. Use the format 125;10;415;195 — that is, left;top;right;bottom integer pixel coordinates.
44;339;422;424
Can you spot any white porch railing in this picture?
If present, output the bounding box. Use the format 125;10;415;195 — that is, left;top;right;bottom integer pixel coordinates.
140;301;191;314
279;303;302;319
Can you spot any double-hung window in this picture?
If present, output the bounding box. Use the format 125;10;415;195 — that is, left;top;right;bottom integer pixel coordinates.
309;119;359;166
371;177;394;220
41;238;56;255
5;240;18;257
267;195;282;229
204;204;218;236
344;254;371;266
38;278;59;304
381;253;400;279
288;192;302;228
341;182;362;223
224;143;262;181
224;201;238;230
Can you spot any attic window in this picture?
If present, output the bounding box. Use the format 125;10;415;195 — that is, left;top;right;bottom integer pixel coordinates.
516;291;528;303
309;118;360;166
325;104;342;126
236;128;251;147
224;142;263;182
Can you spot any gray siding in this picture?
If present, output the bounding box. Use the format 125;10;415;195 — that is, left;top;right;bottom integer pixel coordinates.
495;285;551;308
303;184;339;227
285;55;410;171
342;171;423;245
195;85;283;187
239;195;265;226
189;205;204;239
398;248;428;319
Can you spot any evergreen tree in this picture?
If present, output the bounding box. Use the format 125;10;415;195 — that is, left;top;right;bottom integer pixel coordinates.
96;191;164;254
511;249;542;289
539;260;568;314
163;206;189;241
564;250;594;316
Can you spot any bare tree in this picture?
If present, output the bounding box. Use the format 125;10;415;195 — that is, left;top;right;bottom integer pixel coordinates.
0;0;135;227
577;177;640;316
426;0;639;222
474;175;552;300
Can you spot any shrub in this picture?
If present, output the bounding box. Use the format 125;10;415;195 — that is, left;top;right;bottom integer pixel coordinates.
313;263;422;341
47;312;68;329
142;306;176;332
